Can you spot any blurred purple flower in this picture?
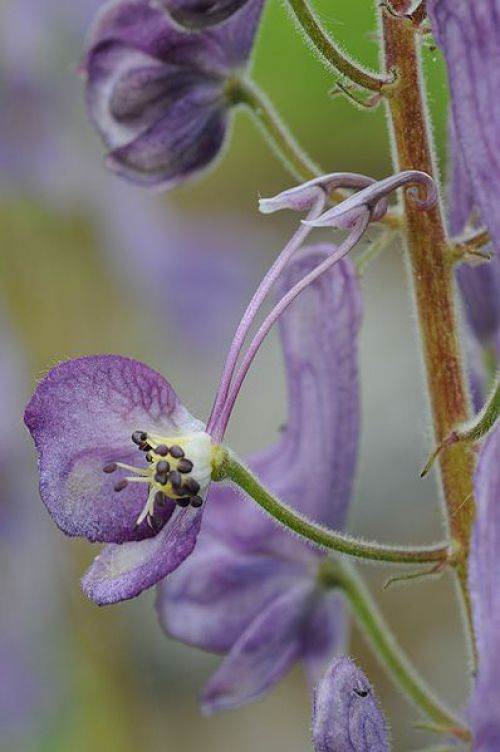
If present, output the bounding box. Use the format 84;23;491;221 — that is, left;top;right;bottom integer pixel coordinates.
83;0;263;188
0;309;64;744
468;424;500;749
158;0;251;30
157;249;362;712
431;0;500;239
312;657;389;752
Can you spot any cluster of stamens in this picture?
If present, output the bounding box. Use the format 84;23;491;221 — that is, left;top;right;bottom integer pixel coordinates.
103;429;210;527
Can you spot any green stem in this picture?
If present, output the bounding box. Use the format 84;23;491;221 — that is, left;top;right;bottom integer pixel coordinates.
230;79;320;183
285;0;388;91
321;559;470;742
224;454;451;565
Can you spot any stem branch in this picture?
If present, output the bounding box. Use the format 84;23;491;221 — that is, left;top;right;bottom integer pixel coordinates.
224;454;451;565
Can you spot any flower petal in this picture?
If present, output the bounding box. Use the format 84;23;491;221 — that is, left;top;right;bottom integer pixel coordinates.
157;535;304;652
469;425;500;747
313;657;389;752
200;583;315;713
430;1;500;248
82;507;202;604
302;590;347;691
24;355;203;542
159;0;249;29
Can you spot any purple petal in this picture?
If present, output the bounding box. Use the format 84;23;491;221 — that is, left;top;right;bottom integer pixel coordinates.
82;507;202;604
302;590;347;691
258;173;378;215
469;425;500;747
430;2;500;251
305;171;436;229
157;535;305;652
24;355;203;543
313;657;389;752
448;120;500;346
200;583;315;713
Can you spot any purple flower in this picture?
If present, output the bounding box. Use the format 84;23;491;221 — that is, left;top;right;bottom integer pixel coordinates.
83;0;263;188
468;424;500;749
312;657;389;752
25;355;213;605
430;1;500;274
157;248;362;711
158;0;250;30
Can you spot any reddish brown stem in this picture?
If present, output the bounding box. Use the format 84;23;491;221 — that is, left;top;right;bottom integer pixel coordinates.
380;2;476;651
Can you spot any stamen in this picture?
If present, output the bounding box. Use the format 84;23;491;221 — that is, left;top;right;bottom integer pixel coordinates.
176;497;190;508
184;477;200;495
155;444;169;456
156;460;170;473
132;430;148;446
170;445;185;459
114;479;128;492
103;462;117;474
190;496;203;508
177;458;193;473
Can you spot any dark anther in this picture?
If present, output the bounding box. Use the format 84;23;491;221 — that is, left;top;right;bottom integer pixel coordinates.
132;430;148;445
170;445;185;459
146;452;153;463
149;516;162;533
184;477;200;495
353;687;369;698
155;445;169;456
138;444;151;452
176;497;190;508
169;470;181;489
154;491;166;506
156;460;170;473
177;458;194;474
154;471;169;486
114;479;128;492
103;462;117;474
190;496;203;508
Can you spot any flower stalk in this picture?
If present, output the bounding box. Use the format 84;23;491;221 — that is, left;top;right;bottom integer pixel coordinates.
320;559;470;741
379;2;476;654
224;453;451;565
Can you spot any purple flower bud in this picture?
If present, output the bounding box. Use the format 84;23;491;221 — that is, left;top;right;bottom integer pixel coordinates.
313;657;389;752
83;0;263;188
157;0;249;29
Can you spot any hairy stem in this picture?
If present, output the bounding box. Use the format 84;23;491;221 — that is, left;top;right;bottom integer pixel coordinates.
285;0;388;91
224;454;451;565
379;4;476;656
321;559;470;741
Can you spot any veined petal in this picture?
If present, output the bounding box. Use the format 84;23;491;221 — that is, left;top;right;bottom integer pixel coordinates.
157;535;305;652
24;355;203;543
82;506;202;604
200;582;315;713
469;425;500;747
313;657;389;752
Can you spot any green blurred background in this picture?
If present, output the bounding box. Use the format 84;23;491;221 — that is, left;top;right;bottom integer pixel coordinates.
0;1;469;750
